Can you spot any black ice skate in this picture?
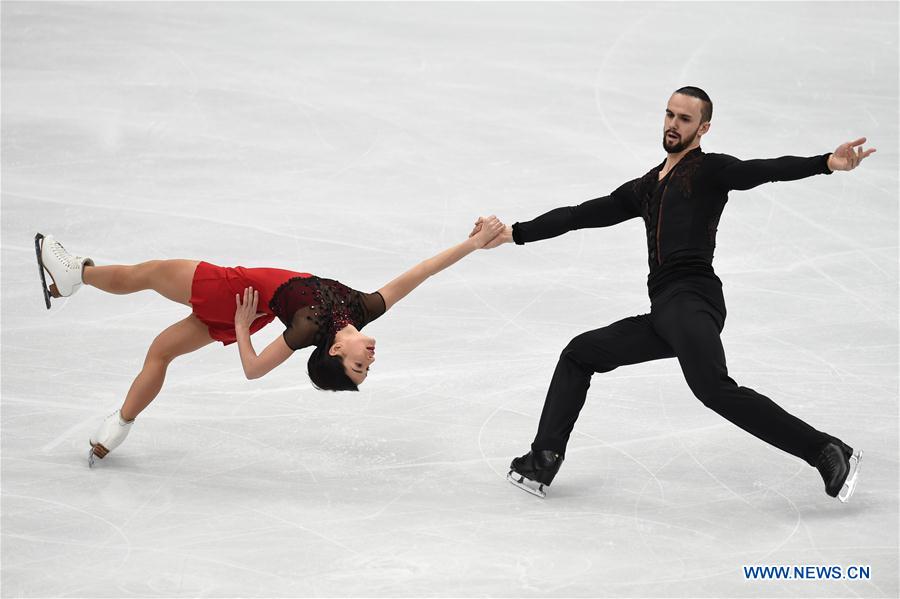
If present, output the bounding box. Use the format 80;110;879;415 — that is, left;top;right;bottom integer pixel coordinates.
506;450;564;498
815;441;862;503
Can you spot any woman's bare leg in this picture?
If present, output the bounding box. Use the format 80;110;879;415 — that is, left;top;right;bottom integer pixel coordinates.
82;259;200;306
119;315;214;421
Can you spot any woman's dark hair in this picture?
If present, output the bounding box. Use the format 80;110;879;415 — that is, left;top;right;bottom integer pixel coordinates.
307;334;359;392
674;86;713;123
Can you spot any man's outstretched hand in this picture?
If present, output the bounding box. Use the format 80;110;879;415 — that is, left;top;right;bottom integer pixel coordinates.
469;216;513;249
827;137;876;172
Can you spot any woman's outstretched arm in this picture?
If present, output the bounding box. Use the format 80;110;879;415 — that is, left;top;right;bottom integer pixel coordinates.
378;215;505;312
234;287;294;379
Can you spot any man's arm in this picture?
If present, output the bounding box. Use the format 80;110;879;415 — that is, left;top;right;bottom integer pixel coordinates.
471;179;642;247
715;137;876;191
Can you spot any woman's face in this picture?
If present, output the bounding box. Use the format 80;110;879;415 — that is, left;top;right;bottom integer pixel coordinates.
330;331;376;385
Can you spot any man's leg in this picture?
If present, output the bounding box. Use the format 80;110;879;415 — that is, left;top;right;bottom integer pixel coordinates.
531;314;675;455
652;292;833;466
508;314;675;495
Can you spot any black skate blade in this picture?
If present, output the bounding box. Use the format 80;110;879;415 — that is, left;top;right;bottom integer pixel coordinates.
88;446;96;468
507;470;546;498
34;233;51;310
838;450;862;503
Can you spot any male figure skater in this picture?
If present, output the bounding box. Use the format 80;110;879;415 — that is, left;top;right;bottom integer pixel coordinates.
472;86;874;501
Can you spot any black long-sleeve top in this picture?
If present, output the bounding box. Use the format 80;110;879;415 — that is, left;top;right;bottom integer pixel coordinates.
269;276;385;350
511;147;833;298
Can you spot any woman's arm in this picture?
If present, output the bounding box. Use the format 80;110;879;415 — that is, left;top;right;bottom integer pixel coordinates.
234;287;294;379
377;216;505;312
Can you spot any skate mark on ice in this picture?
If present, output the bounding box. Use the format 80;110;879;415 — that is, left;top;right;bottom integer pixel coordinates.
249;507;367;559
476;404;512;480
757;187;869;255
119;442;194;531
138;543;297;589
570;426;666;498
187;422;319;484
804;258;885;317
763;333;853;384
567;422;728;454
656;391;815;582
593;13;654;166
10;192;398;255
3;493;133;568
40;414;103;454
454;274;530;336
658;384;767;510
354;470;432;524
473;386;555;479
321;130;384;184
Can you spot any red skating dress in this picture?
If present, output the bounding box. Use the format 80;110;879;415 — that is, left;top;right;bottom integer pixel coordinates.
190;261;386;348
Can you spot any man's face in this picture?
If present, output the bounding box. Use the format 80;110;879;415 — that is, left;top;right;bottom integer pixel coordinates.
662;93;708;153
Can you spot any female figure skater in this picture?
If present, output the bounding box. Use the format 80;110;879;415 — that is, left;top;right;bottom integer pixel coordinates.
34;216;506;464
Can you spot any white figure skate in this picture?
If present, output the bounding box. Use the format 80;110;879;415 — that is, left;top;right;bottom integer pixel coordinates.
34;233;94;309
88;410;133;467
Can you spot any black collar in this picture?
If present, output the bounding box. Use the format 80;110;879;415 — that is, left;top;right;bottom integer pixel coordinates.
655;146;704;173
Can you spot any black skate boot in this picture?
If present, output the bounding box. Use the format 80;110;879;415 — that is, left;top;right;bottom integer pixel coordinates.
506;450;564;498
815;441;862;503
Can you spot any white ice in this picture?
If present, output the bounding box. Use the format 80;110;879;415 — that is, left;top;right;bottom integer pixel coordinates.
2;2;898;597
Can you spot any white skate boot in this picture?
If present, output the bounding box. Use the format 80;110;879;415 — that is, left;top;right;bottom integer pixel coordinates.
88;410;133;467
34;233;94;309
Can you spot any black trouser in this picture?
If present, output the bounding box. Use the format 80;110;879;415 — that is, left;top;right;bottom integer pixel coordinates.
531;280;834;466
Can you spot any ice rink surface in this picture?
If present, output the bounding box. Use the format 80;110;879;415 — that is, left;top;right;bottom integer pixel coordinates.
2;2;898;597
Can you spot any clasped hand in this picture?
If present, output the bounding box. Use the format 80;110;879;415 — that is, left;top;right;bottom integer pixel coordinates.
469;215;512;249
468;215;509;249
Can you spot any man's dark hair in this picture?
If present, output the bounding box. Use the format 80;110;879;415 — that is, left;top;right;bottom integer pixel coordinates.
674;86;713;123
307;335;359;392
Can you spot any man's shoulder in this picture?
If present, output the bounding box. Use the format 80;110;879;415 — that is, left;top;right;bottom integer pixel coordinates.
700;151;739;165
615;168;655;197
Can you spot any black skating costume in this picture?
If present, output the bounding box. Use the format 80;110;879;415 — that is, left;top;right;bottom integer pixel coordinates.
511;148;848;470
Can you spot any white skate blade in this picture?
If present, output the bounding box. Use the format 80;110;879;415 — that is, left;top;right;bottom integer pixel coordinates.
838;450;862;503
507;470;546;498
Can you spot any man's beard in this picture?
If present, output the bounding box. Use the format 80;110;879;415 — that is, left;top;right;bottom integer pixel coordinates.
662;128;697;153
